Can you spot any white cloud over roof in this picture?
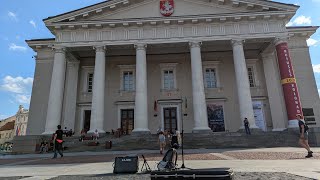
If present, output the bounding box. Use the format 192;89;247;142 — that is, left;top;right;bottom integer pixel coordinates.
9;43;27;52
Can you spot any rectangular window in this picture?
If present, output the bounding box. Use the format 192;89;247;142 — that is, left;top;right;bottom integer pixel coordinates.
247;67;255;87
87;73;94;93
163;70;174;90
205;68;217;88
123;71;134;91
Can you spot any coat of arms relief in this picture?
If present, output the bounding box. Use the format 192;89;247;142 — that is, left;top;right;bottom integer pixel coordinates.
160;0;174;16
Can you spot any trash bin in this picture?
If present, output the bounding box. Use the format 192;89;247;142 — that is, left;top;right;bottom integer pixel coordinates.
106;141;112;149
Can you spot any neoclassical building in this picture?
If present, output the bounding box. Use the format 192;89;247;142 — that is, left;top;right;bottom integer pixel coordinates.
26;0;320;136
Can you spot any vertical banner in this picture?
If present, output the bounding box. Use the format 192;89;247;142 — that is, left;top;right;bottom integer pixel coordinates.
207;102;225;132
275;42;303;121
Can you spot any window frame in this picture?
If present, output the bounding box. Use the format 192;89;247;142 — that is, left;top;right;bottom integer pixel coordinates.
81;66;94;94
202;61;221;89
87;73;94;93
118;65;136;92
160;63;178;91
246;59;259;88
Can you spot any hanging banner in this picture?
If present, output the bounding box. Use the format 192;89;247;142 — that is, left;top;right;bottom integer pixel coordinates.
275;42;303;121
207;102;225;132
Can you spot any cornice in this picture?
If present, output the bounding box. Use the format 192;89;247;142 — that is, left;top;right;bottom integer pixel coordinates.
48;11;295;30
44;0;297;26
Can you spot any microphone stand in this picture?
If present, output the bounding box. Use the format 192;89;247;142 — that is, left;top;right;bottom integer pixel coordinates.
181;128;186;169
180;97;188;169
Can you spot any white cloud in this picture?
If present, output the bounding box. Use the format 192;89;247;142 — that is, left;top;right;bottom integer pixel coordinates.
312;64;320;73
0;76;33;105
9;43;27;52
1;76;33;94
293;15;312;25
0;114;9;120
15;94;31;104
8;11;18;21
286;15;312;26
29;20;36;28
307;38;318;46
286;22;293;27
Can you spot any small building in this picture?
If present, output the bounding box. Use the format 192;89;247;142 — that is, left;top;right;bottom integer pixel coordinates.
0;117;15;145
14;105;29;136
0;106;29;148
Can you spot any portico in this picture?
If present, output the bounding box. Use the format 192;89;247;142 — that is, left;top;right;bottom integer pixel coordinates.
26;0;320;136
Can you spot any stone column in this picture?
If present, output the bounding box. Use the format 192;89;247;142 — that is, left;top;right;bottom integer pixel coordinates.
89;46;106;133
62;54;80;132
132;43;150;134
231;40;258;129
262;51;287;131
189;41;211;133
274;38;303;128
43;47;67;134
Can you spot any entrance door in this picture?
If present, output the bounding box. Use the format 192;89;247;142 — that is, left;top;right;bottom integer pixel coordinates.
163;107;177;132
121;109;134;135
253;101;266;131
84;110;91;132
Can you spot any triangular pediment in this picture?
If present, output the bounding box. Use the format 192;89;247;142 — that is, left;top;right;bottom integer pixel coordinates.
44;0;298;24
90;0;248;20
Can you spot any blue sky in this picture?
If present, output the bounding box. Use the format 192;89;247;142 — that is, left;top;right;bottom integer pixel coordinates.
0;0;319;119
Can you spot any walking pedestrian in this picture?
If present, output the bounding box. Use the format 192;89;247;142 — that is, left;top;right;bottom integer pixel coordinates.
52;125;64;159
158;131;166;154
297;114;313;158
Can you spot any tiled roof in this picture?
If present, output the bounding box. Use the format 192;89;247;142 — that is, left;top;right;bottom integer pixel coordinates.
0;121;15;131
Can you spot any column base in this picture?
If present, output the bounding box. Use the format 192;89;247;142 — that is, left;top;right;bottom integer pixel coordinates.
192;127;212;134
288;120;299;128
88;129;105;134
131;128;151;135
239;125;260;129
42;131;55;135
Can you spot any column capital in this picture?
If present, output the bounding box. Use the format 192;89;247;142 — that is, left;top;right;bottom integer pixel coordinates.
231;39;244;47
189;41;202;48
273;37;288;46
134;43;147;50
53;46;66;53
94;45;106;52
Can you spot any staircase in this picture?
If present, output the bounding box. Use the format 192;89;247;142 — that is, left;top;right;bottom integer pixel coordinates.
62;130;302;152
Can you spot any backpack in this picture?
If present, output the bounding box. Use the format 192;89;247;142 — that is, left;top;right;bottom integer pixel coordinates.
157;148;178;171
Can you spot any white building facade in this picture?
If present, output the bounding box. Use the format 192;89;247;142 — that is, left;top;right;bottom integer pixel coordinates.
26;0;320;135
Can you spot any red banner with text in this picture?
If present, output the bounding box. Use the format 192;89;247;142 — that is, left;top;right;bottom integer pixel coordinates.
275;42;303;121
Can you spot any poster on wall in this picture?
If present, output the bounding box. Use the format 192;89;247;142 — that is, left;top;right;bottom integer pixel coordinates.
207;102;225;132
252;101;266;131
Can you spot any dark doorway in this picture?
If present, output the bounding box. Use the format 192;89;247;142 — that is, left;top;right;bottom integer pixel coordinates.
84;110;91;132
163;107;177;132
121;109;134;135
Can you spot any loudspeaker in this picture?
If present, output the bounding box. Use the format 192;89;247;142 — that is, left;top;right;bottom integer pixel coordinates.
150;168;234;180
113;156;139;174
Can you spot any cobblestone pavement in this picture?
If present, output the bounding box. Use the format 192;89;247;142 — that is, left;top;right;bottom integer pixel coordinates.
0;172;314;180
0;148;320;179
1;151;318;165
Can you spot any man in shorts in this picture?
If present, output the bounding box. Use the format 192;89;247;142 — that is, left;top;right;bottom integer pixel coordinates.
297;114;313;158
